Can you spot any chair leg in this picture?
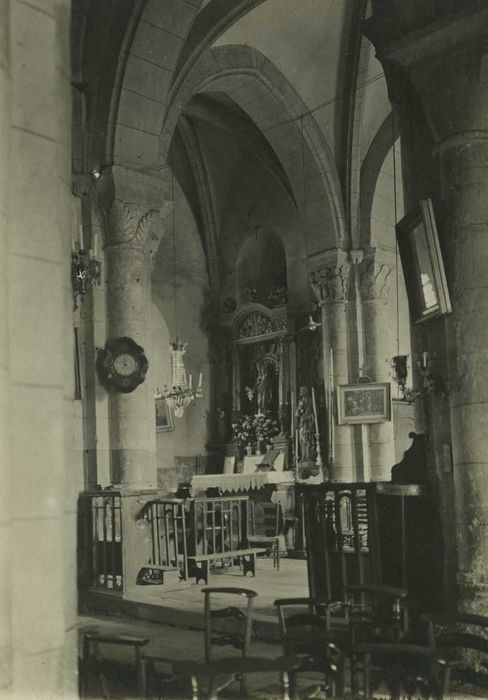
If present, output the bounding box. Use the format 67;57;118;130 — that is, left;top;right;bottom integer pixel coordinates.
99;672;110;699
276;539;280;571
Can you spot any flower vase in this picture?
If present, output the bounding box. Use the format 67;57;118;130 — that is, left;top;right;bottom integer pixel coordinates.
244;445;253;456
266;442;273;452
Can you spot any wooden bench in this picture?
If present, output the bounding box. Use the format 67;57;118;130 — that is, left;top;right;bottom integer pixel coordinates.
187;548;266;584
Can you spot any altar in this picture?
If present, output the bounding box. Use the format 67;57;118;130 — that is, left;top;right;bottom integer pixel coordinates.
191;470;294;495
190;452;297;551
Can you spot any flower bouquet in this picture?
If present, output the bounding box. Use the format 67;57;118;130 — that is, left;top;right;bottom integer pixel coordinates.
231;414;255;449
252;411;280;452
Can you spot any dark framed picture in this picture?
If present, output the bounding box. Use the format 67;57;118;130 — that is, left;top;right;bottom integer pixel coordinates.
337;382;391;425
155;397;174;432
396;198;452;324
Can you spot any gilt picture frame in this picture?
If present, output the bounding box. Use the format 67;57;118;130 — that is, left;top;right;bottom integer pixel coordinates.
396;198;452;324
337;382;391;425
155;397;174;432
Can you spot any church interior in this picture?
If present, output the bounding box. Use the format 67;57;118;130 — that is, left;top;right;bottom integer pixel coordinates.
2;0;488;697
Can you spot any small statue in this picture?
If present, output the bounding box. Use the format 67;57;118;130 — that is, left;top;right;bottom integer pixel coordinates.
217;407;227;443
256;362;274;414
296;385;315;463
245;278;258;302
223;297;237;314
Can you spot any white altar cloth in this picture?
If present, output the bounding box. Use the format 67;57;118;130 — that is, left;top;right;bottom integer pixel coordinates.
191;471;294;495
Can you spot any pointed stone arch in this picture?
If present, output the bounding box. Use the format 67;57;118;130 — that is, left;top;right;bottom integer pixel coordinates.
160;44;346;252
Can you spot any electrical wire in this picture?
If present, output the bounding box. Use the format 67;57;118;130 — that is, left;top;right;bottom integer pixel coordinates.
154;72;385;176
171;169;178;339
392;114;400;358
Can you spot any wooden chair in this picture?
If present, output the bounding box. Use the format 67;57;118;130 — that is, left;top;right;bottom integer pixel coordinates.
171;654;305;700
203;587;258;697
79;629;148;699
355;642;448;699
345;584;410;644
138;588;258;698
274;597;346;698
248;501;282;570
422;612;488;697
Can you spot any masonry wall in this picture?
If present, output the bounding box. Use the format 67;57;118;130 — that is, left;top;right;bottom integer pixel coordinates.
0;0;78;695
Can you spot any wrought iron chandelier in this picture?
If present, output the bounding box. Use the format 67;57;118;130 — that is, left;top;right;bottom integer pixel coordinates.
156;171;203;418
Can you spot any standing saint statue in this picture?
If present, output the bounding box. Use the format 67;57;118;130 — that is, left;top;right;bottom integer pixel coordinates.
296;385;315;463
255;361;275;413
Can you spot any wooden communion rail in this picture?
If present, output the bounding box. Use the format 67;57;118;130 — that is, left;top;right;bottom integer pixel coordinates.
79;493;264;590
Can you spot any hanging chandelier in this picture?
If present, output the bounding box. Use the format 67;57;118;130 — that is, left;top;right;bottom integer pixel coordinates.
155;168;203;418
156;339;203;418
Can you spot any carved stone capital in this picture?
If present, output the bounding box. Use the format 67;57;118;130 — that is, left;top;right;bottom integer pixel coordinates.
103;200;172;254
310;253;351;304
364;6;488;144
359;257;394;302
96;165;172;256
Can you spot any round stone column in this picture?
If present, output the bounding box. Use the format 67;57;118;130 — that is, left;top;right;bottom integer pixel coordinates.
365;3;488;611
104;200;167;489
311;252;355;481
438;137;488;611
360;253;396;480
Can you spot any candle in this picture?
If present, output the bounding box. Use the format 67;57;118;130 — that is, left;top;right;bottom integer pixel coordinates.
311;387;319;435
329;349;334;462
198;372;203;389
93;230;99;258
421;351;428;370
295;429;300;472
290;388;295;437
79;223;85;251
189;373;192;390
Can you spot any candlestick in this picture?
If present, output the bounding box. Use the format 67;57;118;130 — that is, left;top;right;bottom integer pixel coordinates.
311;387;319;434
295;429;299;480
290;388;295;437
312;387;322;468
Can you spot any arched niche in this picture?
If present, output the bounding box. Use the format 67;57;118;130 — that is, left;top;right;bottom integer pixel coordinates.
236;230;288;307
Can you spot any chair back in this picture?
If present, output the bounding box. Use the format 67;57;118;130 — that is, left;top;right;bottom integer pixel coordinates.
423;613;488;696
273;597;345;696
250;501;282;538
345;583;410;642
203;587;257;662
357;643;448;699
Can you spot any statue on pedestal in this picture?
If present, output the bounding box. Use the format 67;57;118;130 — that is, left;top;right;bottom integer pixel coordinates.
256;361;274;414
296;385;315;464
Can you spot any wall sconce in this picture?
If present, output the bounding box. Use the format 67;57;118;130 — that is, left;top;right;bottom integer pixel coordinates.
392;352;447;402
71;247;102;310
392;355;409;397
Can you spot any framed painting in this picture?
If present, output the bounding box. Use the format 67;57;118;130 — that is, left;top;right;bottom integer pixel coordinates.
337;382;391;425
155;397;174;432
396;198;452;323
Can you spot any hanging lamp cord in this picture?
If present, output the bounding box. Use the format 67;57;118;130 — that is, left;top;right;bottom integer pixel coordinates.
392;114;400;358
171;169;178;340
